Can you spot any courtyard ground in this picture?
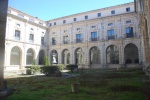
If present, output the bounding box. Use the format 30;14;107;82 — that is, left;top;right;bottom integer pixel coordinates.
5;68;150;100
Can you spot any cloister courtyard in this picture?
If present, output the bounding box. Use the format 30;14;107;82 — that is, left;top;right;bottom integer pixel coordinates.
5;67;150;100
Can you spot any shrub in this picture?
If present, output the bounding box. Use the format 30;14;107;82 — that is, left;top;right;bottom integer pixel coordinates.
66;64;78;72
40;66;59;76
52;64;65;70
44;56;50;66
25;65;41;75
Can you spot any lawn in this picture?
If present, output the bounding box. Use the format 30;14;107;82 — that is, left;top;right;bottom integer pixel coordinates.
6;68;150;100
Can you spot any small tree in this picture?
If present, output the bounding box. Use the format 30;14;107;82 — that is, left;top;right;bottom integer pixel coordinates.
44;56;50;66
32;59;36;65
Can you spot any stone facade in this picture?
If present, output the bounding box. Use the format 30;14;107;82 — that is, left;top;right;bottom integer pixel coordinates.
5;2;142;71
136;0;150;63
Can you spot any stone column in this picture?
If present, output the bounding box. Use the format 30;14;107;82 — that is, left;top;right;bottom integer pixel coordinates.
0;0;8;90
101;43;106;68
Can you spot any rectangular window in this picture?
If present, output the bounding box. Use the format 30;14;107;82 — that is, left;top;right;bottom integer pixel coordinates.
52;38;56;45
97;13;101;17
77;28;80;30
41;37;44;45
63;36;68;44
16;23;20;27
15;30;20;40
18;14;24;18
54;22;56;26
49;23;52;26
29;34;34;42
91;26;96;28
85;15;88;19
63;20;66;24
108;23;113;26
111;10;115;14
126;7;130;12
74;18;76;21
76;34;82;43
31;28;34;31
126;20;131;24
39;22;43;25
107;29;115;40
91;32;98;41
126;27;133;38
29;18;34;22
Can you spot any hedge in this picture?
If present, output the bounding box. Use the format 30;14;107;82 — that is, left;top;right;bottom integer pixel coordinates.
66;64;78;72
40;66;60;76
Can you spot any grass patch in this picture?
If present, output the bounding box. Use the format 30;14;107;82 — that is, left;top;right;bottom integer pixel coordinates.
6;68;149;100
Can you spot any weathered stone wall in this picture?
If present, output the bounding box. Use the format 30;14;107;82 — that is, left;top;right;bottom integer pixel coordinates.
137;0;150;63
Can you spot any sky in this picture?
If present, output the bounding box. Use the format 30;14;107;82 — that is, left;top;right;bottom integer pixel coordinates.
8;0;134;21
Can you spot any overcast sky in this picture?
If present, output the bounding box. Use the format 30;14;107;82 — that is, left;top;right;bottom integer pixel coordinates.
8;0;134;21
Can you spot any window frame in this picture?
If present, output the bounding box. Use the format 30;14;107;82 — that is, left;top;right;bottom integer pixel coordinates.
111;10;115;15
15;30;20;40
107;29;115;40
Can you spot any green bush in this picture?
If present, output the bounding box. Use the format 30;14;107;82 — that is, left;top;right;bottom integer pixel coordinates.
52;64;65;70
25;65;41;75
66;64;78;72
44;56;50;66
40;66;59;76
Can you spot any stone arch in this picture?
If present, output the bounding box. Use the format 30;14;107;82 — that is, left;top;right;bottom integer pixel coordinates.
38;49;45;65
89;46;100;64
10;46;22;65
62;49;70;64
106;45;119;64
124;43;139;64
50;50;58;64
74;47;83;65
26;48;35;65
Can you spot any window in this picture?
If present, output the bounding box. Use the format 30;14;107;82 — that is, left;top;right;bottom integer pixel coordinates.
39;22;43;25
41;37;44;45
29;18;34;22
111;10;115;14
18;14;24;18
76;34;82;43
26;48;34;65
15;30;20;40
49;23;52;26
126;20;131;24
74;18;76;21
91;26;96;28
52;38;56;45
108;23;113;26
29;34;34;42
16;23;20;27
63;20;66;24
126;7;130;12
77;28;80;30
10;46;20;65
54;22;56;26
91;32;98;41
31;28;34;31
97;13;101;17
126;27;133;38
63;36;68;44
85;15;88;19
107;29;115;40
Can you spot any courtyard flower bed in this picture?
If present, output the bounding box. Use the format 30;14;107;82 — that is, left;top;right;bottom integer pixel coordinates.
5;68;150;100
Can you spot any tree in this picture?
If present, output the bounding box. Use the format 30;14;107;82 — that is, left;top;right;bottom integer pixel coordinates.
44;56;50;66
